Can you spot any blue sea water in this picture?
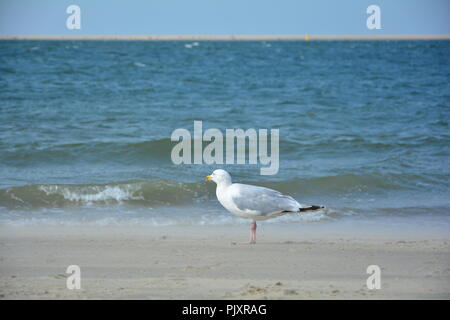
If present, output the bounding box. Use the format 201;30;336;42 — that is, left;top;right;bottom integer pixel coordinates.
0;40;449;226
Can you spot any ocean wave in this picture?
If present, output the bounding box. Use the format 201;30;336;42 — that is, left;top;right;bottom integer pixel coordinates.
0;139;173;166
0;180;210;209
2;133;448;168
0;172;437;209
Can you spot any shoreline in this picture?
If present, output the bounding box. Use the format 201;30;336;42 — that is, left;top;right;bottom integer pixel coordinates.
1;224;449;299
1;34;450;41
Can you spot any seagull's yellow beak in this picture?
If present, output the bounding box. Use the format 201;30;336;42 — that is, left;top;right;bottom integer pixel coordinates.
205;175;213;181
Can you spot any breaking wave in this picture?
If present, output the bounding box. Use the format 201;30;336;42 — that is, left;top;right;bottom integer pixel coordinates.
0;172;442;209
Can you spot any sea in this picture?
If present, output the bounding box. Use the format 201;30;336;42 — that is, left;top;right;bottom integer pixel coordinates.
0;40;449;228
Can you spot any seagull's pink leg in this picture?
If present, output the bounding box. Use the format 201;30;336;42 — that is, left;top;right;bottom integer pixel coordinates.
232;220;257;245
250;220;257;244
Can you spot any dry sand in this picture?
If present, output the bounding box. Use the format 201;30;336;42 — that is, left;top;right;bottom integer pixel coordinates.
0;223;449;299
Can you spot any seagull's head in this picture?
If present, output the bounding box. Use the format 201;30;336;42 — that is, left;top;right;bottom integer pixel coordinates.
205;169;232;185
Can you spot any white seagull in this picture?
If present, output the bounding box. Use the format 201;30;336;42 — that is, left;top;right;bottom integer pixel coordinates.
205;169;324;244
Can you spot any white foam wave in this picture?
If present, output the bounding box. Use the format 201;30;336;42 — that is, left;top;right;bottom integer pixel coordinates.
0;207;331;227
38;184;144;204
133;62;146;67
184;42;199;49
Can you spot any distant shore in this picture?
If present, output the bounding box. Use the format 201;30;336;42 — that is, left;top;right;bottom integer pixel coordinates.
1;34;450;41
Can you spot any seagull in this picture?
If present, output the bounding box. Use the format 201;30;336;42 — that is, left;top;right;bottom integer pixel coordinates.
205;169;324;244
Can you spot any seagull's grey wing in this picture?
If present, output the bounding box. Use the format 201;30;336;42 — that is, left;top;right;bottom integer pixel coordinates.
229;183;300;216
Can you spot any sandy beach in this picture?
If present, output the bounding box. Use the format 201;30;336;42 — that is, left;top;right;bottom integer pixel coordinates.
1;222;449;300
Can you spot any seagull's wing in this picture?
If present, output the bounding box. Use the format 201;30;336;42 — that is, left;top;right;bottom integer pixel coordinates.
228;183;301;217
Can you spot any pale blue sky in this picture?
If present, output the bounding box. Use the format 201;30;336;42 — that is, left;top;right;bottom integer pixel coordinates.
0;0;449;35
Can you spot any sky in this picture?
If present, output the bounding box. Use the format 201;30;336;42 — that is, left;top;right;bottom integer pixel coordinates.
0;0;449;36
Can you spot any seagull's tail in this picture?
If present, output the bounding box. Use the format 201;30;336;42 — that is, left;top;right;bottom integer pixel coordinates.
298;205;325;212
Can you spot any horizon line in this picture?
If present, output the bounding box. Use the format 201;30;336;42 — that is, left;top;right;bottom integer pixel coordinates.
1;34;450;41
